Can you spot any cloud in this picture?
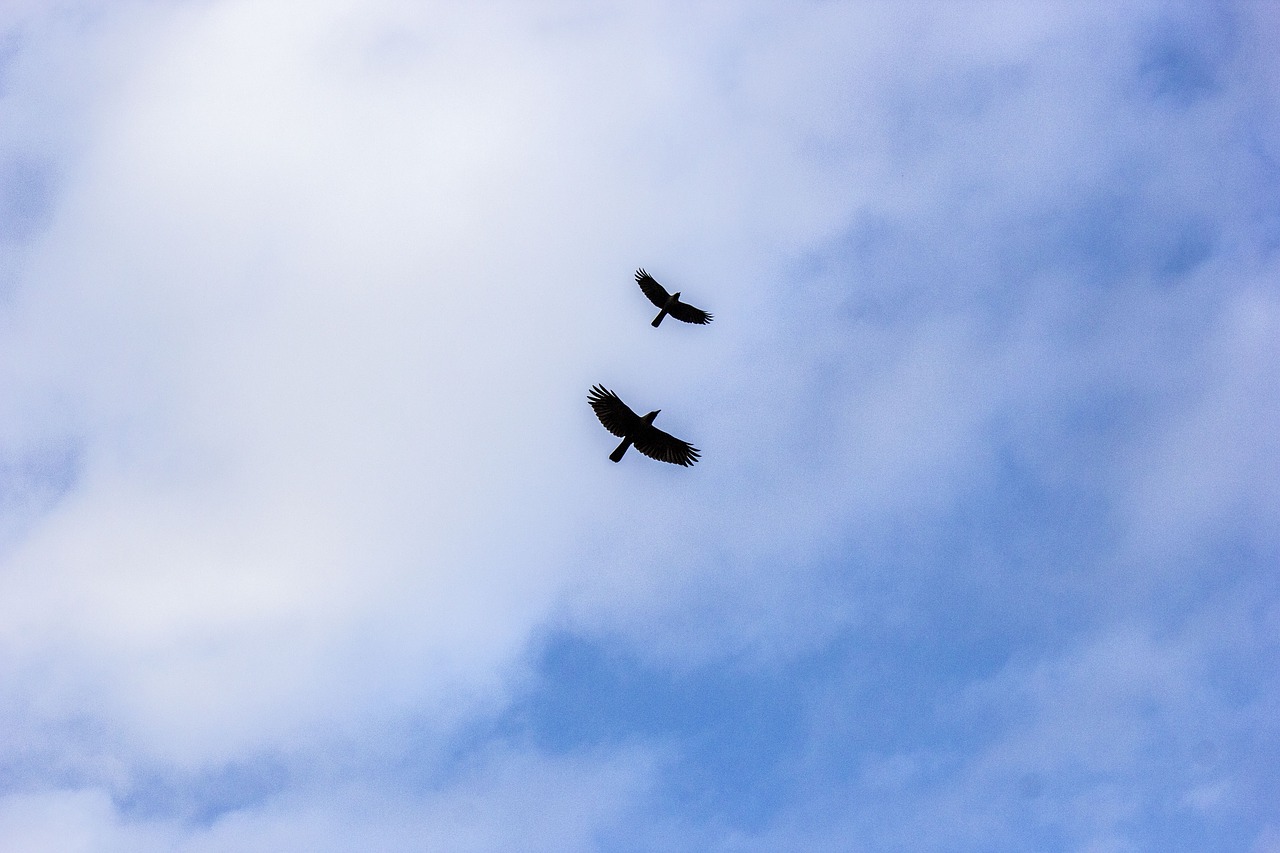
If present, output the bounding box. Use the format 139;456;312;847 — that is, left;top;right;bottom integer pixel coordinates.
0;0;1276;849
0;743;655;853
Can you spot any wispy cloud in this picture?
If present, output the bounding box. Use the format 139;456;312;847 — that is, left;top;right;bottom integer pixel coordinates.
0;1;1276;850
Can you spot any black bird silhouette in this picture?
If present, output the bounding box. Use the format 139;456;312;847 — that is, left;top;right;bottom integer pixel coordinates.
588;385;700;466
635;269;713;327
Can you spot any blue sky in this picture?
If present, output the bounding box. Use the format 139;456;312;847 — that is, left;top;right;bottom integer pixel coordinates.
0;1;1277;850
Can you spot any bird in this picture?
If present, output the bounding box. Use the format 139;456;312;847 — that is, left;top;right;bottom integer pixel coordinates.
588;384;700;466
635;268;713;327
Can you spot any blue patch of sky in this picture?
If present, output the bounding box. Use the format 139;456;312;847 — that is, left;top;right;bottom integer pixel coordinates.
793;200;1224;365
1129;688;1279;853
820;214;950;323
1160;532;1280;629
494;443;1126;830
1136;6;1234;108
505;631;811;830
827;183;1221;309
1240;132;1280;258
1010;189;1219;287
821;456;1117;671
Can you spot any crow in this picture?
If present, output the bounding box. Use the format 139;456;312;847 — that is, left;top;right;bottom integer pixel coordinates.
635;269;713;327
588;384;700;466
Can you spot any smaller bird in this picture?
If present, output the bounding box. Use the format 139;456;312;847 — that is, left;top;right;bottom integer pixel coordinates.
588;384;700;466
635;268;713;327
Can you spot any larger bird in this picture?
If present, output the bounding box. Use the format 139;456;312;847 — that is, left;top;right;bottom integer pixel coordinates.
635;268;713;327
588;384;700;466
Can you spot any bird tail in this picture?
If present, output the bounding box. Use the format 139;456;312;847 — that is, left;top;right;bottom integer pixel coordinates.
609;438;632;462
651;310;666;327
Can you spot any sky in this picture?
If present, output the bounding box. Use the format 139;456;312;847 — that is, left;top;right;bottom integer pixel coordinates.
0;1;1277;850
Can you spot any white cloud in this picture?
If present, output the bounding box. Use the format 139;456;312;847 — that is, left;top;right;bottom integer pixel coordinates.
1;0;1277;848
0;743;654;852
0;788;173;853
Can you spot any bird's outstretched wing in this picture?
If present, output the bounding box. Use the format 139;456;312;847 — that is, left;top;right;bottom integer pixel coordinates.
668;301;713;325
635;269;670;309
588;385;644;438
634;425;701;467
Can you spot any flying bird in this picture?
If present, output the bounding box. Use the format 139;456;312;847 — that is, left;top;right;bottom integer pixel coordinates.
635;268;713;327
588;384;700;466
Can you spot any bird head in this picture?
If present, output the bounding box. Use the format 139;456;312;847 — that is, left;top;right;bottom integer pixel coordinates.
643;410;660;423
672;292;681;299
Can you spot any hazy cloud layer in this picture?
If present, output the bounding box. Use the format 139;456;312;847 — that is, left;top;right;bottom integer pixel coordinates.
1;1;1277;850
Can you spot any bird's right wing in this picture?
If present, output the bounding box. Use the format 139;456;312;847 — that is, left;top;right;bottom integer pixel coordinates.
588;385;644;438
668;301;713;325
633;425;701;467
635;269;670;309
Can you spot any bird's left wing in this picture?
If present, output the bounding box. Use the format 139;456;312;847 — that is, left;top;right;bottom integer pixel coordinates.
634;269;670;309
668;301;713;325
633;425;701;467
588;385;644;438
